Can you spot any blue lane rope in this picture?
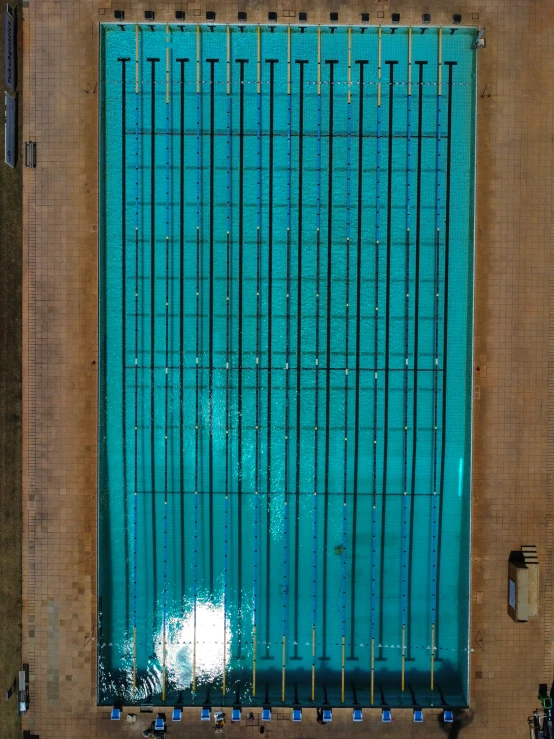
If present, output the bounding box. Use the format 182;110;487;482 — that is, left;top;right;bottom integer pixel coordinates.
431;55;443;697
402;50;412;685
341;89;352;700
311;78;321;701
161;47;170;701
253;56;261;693
371;76;382;682
192;65;201;693
223;56;232;697
132;48;140;696
281;72;292;703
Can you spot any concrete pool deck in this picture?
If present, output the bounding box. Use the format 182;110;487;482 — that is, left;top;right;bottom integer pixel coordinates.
21;0;553;737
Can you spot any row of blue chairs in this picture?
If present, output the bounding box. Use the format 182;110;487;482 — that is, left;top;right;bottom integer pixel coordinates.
198;706;455;723
111;706;455;724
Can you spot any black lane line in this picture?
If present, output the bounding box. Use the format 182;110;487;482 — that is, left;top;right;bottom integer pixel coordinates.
408;60;427;650
118;57;131;628
263;58;278;660
350;58;368;661
379;59;398;655
147;57;160;633
207;57;219;595
321;58;338;663
236;57;248;659
177;56;189;607
437;61;457;650
293;58;308;662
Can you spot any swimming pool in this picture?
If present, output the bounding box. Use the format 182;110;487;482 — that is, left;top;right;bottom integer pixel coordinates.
99;22;476;709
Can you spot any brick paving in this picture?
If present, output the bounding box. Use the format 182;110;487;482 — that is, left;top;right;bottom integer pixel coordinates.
21;0;554;737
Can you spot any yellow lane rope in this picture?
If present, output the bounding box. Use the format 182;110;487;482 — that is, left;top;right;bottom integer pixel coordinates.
317;26;321;96
287;24;291;95
281;635;286;702
341;636;345;703
438;27;443;96
257;25;261;94
347;27;351;104
196;25;200;94
401;624;405;691
371;637;375;705
252;625;257;697
133;626;137;693
227;25;231;96
377;26;382;107
311;625;316;701
135;24;139;94
408;27;412;96
431;623;435;690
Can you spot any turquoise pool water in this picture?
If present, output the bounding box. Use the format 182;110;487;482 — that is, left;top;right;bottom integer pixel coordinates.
99;23;476;709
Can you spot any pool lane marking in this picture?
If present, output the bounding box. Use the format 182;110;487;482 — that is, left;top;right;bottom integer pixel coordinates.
379;56;398;660
176;57;189;607
351;57;368;663
264;57;279;661
132;36;140;695
342;39;352;702
371;26;382;706
293;58;308;664
282;50;293;702
236;56;249;659
162;42;171;702
321;57;338;664
253;33;261;693
402;28;412;692
312;66;322;702
207;56;220;595
117;55;131;640
408;59;427;659
436;57;457;692
146;56;160;639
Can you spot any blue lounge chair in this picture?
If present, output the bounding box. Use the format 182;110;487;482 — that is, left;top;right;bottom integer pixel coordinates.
322;708;332;722
154;716;164;731
201;707;211;721
232;708;241;722
353;706;363;722
262;707;271;721
414;708;423;723
172;708;182;722
382;708;392;722
444;709;454;723
292;707;302;722
110;707;121;721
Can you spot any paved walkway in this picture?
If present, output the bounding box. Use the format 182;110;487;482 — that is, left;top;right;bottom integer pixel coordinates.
21;0;554;737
